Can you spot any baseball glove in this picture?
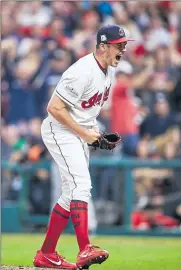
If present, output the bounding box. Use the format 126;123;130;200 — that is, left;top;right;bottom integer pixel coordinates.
89;132;121;150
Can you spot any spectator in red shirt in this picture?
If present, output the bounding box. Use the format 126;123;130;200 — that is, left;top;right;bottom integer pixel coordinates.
110;61;141;156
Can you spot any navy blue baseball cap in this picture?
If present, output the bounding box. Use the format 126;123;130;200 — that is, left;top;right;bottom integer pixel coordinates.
97;24;134;45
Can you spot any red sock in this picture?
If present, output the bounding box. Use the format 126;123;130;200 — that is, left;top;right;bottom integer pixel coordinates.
70;200;90;251
41;203;70;253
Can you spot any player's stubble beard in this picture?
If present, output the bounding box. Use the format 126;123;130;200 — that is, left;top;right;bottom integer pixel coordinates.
105;51;123;68
96;47;122;68
103;51;116;68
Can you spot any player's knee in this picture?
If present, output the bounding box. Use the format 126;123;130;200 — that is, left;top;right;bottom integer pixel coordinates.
72;183;92;203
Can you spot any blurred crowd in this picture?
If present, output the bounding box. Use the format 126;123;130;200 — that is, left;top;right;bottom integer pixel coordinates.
1;1;181;230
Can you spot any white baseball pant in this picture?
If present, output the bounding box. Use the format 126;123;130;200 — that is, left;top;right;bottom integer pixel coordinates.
41;117;92;211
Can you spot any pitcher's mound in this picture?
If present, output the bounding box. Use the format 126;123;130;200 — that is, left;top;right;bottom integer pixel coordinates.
1;266;56;270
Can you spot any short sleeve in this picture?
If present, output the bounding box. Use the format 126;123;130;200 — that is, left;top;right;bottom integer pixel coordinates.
55;66;89;107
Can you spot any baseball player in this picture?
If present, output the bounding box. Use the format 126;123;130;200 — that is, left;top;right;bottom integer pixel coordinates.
33;25;133;270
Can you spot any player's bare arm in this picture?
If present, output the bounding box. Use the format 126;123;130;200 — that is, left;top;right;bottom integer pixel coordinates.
47;95;100;144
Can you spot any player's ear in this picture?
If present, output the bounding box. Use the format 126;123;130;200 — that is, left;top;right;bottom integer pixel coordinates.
100;43;106;52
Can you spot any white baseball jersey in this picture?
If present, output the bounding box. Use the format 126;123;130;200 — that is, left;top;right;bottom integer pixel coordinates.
47;53;115;128
42;53;116;206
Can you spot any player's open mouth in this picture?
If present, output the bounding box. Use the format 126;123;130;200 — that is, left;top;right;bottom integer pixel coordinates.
115;54;122;61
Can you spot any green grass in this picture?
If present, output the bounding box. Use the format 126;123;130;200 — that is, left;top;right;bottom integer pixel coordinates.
1;234;181;270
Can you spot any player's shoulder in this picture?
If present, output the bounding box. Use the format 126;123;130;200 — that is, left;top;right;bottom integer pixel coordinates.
70;53;93;73
63;53;93;77
75;53;95;71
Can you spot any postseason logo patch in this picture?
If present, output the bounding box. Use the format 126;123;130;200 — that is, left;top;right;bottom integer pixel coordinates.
101;35;107;42
65;85;79;98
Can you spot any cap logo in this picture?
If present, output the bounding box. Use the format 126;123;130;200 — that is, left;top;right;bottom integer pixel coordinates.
119;28;125;36
101;35;107;42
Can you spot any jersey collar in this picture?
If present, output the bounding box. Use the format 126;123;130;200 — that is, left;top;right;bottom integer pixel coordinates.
93;53;107;76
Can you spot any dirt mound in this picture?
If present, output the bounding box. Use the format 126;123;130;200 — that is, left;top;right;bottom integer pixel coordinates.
1;266;54;270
